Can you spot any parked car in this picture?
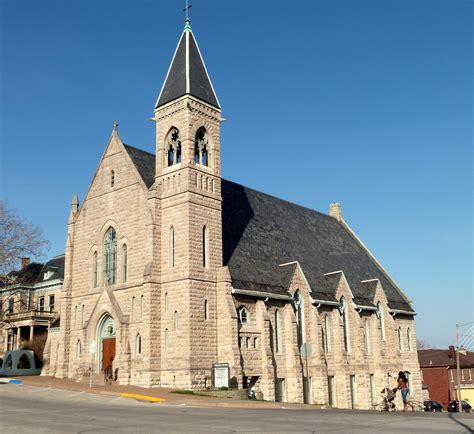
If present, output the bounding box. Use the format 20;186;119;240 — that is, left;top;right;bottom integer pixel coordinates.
448;400;472;413
423;400;443;412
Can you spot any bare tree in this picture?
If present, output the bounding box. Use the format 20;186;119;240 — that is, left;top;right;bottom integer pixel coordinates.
0;200;50;276
416;338;431;349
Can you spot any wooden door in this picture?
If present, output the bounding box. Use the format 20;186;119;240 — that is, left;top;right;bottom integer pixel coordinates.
102;338;116;371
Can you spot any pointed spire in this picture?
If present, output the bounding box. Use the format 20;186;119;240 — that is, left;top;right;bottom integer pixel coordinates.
155;20;220;110
68;193;79;224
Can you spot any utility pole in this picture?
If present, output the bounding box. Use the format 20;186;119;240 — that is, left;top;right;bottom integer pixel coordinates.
456;323;462;412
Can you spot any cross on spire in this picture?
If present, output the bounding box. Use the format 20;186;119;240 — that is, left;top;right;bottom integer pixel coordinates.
183;0;192;20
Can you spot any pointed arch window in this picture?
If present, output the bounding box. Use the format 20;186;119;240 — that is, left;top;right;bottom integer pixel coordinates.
165;329;170;349
202;225;209;268
238;306;249;325
294;290;304;348
131;296;135;320
103;227;117;284
165;292;169;312
398;327;403;351
122;244;127;283
76;340;81;359
165;127;181;167
364;319;371;353
169;226;175;268
174;311;179;331
275;309;281;353
407;328;412;352
322;314;331;353
204;299;209;321
194;127;209;167
339;297;349;352
135;334;142;355
376;302;385;340
92;251;98;288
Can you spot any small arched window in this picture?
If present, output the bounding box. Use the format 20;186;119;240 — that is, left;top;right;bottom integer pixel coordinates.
398;327;403;351
110;170;115;187
202;226;209;268
169;226;175;268
174;311;179;331
164;292;169;313
140;295;144;318
194;127;209;167
122;244;127;283
81;304;85;324
204;299;209;321
275;310;281;353
131;296;135;320
74;305;77;326
407;328;412;352
364;319;371;353
238;306;249;324
376;302;385;340
136;334;142;355
166;127;181;167
104;227;117;285
339;297;349;352
92;251;98;288
76;340;81;359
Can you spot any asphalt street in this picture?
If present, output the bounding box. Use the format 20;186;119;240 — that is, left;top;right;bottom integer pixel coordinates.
0;383;473;433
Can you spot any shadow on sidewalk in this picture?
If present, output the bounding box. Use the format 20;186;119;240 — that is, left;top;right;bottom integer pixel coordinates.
448;412;474;433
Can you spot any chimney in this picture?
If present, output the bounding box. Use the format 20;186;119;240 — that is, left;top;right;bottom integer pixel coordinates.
449;345;455;360
21;257;30;269
329;203;342;221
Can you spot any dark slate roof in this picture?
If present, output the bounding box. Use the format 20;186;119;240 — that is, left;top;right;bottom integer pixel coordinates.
124;146;413;312
418;349;474;368
36;255;65;283
155;27;220;109
123;144;156;189
221;180;413;312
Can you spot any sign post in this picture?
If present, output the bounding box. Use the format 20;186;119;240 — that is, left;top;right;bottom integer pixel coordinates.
212;363;230;389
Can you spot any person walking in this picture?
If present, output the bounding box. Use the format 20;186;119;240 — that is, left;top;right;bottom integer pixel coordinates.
397;371;414;412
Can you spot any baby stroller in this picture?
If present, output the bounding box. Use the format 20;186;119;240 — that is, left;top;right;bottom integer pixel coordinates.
380;387;397;411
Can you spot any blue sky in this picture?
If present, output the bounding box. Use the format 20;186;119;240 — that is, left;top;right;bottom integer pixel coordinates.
0;0;472;348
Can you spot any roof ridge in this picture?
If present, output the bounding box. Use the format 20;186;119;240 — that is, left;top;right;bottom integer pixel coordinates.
222;178;334;222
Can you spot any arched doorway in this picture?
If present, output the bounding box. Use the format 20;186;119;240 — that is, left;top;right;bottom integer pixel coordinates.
98;315;116;372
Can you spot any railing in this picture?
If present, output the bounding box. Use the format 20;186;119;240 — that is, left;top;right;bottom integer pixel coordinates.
2;309;58;322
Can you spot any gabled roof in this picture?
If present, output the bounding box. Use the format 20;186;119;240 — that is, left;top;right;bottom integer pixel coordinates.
155;20;220;109
123;144;156;189
124;146;413;312
221;180;413;312
418;349;474;368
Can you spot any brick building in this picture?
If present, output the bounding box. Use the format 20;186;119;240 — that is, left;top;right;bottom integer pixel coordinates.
41;16;422;407
418;348;474;408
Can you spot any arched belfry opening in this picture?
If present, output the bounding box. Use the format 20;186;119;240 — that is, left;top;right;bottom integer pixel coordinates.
98;314;116;373
194;127;210;167
166;127;181;167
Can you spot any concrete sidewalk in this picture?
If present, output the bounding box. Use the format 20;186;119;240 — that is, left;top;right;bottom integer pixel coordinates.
9;375;319;410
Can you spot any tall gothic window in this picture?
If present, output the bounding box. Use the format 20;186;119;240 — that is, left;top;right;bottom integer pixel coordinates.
275;310;281;353
122;244;128;283
364;319;371;353
238;306;249;324
407;328;413;352
204;299;209;321
398;327;403;351
166;127;181;167
194;127;209;167
339;297;349;352
376;302;385;340
169;226;175;268
92;252;98;288
322;314;330;353
294;290;304;349
136;334;142;355
202;226;209;268
103;227;117;284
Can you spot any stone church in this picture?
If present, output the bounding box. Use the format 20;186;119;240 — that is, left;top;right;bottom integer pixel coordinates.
43;17;422;407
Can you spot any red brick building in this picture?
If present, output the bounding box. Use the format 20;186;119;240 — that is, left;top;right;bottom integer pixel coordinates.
418;348;474;408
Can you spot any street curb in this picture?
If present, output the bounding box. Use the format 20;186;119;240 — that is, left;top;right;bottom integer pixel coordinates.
120;393;165;403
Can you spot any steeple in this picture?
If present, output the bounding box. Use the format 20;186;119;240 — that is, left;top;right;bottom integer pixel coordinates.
155;18;220;110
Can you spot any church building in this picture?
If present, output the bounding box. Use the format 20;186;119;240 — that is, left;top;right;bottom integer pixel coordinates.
43;16;422;407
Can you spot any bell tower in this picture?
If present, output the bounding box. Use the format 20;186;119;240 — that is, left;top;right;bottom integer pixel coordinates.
153;17;223;388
